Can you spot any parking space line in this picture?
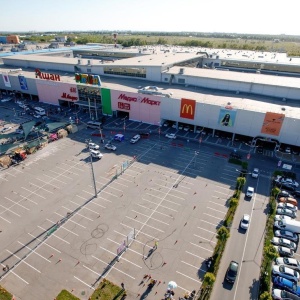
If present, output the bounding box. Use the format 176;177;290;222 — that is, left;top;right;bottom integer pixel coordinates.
91;255;135;279
38;225;70;244
21;187;46;199
197;227;216;235
190;242;213;253
105;185;123;192
0;176;8;182
112;231;152;249
101;190;118;198
49;169;73;180
36;177;60;188
125;216;165;232
194;234;216;244
136;204;174;219
215;185;229;190
222;172;237;178
121;223;156;239
201;220;219;228
166;193;186;201
15;192;38;205
17;241;51;262
112;181;129;188
207;207;226;214
214;190;228;195
176;270;200;283
220;177;236;183
186;251;205;260
46;219;79;236
146;193;182;206
11;271;29;284
74;275;95;290
181;260;206;273
209;201;226;208
106;237;144;256
42;173;67;184
56;166;79;176
131;210;169;225
82;189;94;196
141;198;179;212
29;182;53;194
0;215;11;223
204;213;223;221
61;162;84;172
117;177;132;183
69;200;99;215
28;233;61;253
76;194;108;206
5;197;30;211
0;204;21;217
6;250;41;273
54;212;87;228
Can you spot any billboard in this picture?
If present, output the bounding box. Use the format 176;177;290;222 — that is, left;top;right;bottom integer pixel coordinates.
180;98;196;120
18;75;28;90
218;108;237;127
2;72;11;88
261;112;285;136
75;73;102;86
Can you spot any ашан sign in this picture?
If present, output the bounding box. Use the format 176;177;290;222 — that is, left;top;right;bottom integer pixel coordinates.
35;69;60;81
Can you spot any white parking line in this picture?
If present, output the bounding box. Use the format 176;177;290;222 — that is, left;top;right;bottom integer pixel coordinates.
17;241;51;262
38;225;70;244
61;162;84;172
181;260;206;273
42;173;67;184
101;190;118;198
21;187;45;199
49;169;72;180
0;215;11;223
131;210;170;225
5;197;30;210
11;271;29;284
69;200;99;215
125;216;165;232
190;242;213;253
0;204;21;217
27;233;61;253
14;192;38;205
142;198;178;212
74;275;95;290
82;189;94;196
113;181;128;188
220;177;236;183
207;207;226;215
186;250;205;260
106;238;143;257
209;201;226;208
136;204;174;219
29;182;53;194
193;234;216;244
146;193;181;206
112;232;152;249
197;227;216;235
215;185;229;190
36;178;59;188
105;185;123;192
59;208;91;224
120;223;156;239
176;270;201;283
46;219;79;236
214;190;228;195
6;250;41;273
204;213;223;221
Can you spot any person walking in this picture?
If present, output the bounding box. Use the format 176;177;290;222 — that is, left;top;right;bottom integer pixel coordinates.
153;240;158;250
121;282;125;290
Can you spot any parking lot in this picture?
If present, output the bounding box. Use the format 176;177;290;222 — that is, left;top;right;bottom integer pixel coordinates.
0;124;244;300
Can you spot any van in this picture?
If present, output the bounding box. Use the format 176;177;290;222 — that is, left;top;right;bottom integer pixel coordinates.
34;107;46;116
246;187;254;198
87;121;101;129
90;149;103;159
274;219;300;234
114;134;124;142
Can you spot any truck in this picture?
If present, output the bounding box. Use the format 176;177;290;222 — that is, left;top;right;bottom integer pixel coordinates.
274;219;300;234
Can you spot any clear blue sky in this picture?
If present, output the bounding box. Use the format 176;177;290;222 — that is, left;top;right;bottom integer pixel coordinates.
0;0;298;35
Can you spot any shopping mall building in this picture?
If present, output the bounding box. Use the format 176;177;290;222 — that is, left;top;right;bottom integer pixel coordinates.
1;46;300;148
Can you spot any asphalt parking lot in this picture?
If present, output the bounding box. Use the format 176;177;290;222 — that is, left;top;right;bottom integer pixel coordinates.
0;125;243;300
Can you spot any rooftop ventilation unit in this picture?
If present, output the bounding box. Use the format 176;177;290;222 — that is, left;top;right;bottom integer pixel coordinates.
179;68;184;74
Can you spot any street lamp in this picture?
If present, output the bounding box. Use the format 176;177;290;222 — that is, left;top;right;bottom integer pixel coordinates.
87;139;98;198
158;122;161;146
123;116;127;134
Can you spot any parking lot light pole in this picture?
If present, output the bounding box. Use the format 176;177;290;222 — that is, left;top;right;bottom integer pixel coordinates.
87;139;98;198
158;122;161;146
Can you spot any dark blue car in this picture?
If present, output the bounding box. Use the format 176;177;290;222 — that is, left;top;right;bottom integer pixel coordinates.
273;276;300;296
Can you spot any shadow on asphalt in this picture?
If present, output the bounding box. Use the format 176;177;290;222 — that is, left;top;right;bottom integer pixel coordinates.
248;278;260;300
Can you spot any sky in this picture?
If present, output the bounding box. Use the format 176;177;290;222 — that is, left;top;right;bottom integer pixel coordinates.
0;0;299;35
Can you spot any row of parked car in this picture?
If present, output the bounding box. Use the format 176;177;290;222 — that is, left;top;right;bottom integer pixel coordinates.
271;182;300;299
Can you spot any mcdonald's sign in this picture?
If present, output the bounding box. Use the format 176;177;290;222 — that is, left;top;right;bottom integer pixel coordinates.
180;98;196;119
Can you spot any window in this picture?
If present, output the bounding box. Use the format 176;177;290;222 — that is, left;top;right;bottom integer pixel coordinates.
164;78;168;82
178;78;185;84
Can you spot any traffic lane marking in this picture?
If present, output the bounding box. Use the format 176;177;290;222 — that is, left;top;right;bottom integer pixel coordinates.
21;186;46;199
131;210;170;225
136;203;175;219
5;196;30;211
17;241;51;263
29;182;53;194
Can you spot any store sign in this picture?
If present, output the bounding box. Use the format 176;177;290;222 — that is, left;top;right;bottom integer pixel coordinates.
180;98;196;120
75;73;102;86
60;87;78;102
35;69;60;81
118;102;130;110
118;94;161;106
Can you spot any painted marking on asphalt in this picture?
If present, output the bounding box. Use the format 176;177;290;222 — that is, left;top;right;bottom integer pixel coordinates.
82;189;94;196
91;255;135;279
136;203;174;219
194;234;216;244
28;233;61;253
0;216;11;223
201;219;221;228
54;212;86;229
113;231;152;249
176;270;200;283
209;200;226;208
101;190;118;197
0;176;8;182
214;190;228;195
146;193;181;206
38;225;70;244
181;260;206;272
204;213;223;221
186;250;205;260
49;169;72;180
42;173;67;184
131;210;170;225
220;177;236;183
222;172;237;178
112;180;128;188
0;204;21;217
89;200;106;209
46;219;79;236
36;177;59;188
69;200;99;215
29;182;53;194
17;241;51;262
21;187;46;199
6;250;41;273
212;195;226;201
15;192;38;205
11;271;29;284
117;177;132;183
190;242;213;253
198;227;216;235
105;185;123;192
142;198;179;212
120;223;156;239
215;185;229;190
74;276;95;290
5;197;29;210
125;216;165;232
207;207;226;215
61;162;84;172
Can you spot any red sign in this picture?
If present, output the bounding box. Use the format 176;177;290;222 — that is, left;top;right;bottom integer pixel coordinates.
35;69;60;81
118;102;130;110
61;93;78;101
180;98;196;120
118;94;161;106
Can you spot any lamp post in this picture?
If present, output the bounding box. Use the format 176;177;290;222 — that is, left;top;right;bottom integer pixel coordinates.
123;116;127;134
87;139;98;198
158;122;161;146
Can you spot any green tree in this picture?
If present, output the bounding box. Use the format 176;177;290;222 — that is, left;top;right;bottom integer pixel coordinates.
264;245;278;261
236;177;246;190
217;226;230;242
229;197;238;209
259;291;272;300
203;272;215;287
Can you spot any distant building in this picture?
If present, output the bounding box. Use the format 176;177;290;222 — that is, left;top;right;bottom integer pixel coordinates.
0;36;7;44
6;35;20;44
48;42;60;49
55;36;67;43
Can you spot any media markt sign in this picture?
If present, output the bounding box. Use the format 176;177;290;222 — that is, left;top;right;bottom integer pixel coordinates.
180;98;196;120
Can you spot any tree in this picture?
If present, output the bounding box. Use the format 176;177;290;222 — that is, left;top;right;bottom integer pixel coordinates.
216;226;230;242
229;197;238;209
264;245;278;261
259;291;272;300
236;177;246;190
203;272;215;287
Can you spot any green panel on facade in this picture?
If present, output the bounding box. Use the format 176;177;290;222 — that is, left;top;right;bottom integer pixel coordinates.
101;88;112;115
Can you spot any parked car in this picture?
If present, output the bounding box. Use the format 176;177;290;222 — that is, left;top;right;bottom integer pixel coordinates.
276;182;297;192
272;265;300;282
274;230;299;243
276;258;300;272
292;191;300;198
278;197;298;206
90;150;103;159
130;134;141;144
165;133;176;139
1;126;12;133
275;176;299;188
246;186;255;198
225;261;239;283
104;143;117;151
240;214;250;230
15;129;24;134
273;276;300;296
88;142;100;150
276;208;297;219
278;203;298;212
230;151;242;159
271;237;297;251
274;215;292;222
278;190;293;198
252;168;259;178
272;288;300;300
273;246;295;258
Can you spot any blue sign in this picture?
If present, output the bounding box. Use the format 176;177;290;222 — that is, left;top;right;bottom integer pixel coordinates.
18;75;28;90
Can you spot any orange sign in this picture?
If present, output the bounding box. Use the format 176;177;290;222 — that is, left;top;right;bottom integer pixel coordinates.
261;112;285;136
180;98;196;120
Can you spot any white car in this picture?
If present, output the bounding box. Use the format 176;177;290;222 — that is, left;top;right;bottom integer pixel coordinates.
272;288;300;300
88;143;100;150
271;237;297;250
1;126;12;133
252;168;259;178
246;186;254;198
1;97;12;102
90;149;103;159
272;265;300;282
273;246;294;258
130;134;140;144
276;208;297;219
33;114;41;118
275;257;300;272
105;143;117;151
275;176;299;188
274;215;292;222
240;214;250;230
277;203;298;212
165;133;176;139
274;230;299;242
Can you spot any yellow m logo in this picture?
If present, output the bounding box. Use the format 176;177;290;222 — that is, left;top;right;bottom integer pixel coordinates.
182;104;193;115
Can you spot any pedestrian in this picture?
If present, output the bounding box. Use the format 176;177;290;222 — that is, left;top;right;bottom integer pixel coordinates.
121;282;125;290
153;240;158;250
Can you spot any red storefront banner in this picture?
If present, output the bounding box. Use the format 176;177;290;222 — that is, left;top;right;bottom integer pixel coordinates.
180;98;196;120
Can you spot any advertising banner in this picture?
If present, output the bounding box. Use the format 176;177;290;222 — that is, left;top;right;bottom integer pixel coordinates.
18;75;28;90
218;108;237;127
180;98;196;120
261;112;285;136
36;80;78;105
2;73;11;88
111;90;161;124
